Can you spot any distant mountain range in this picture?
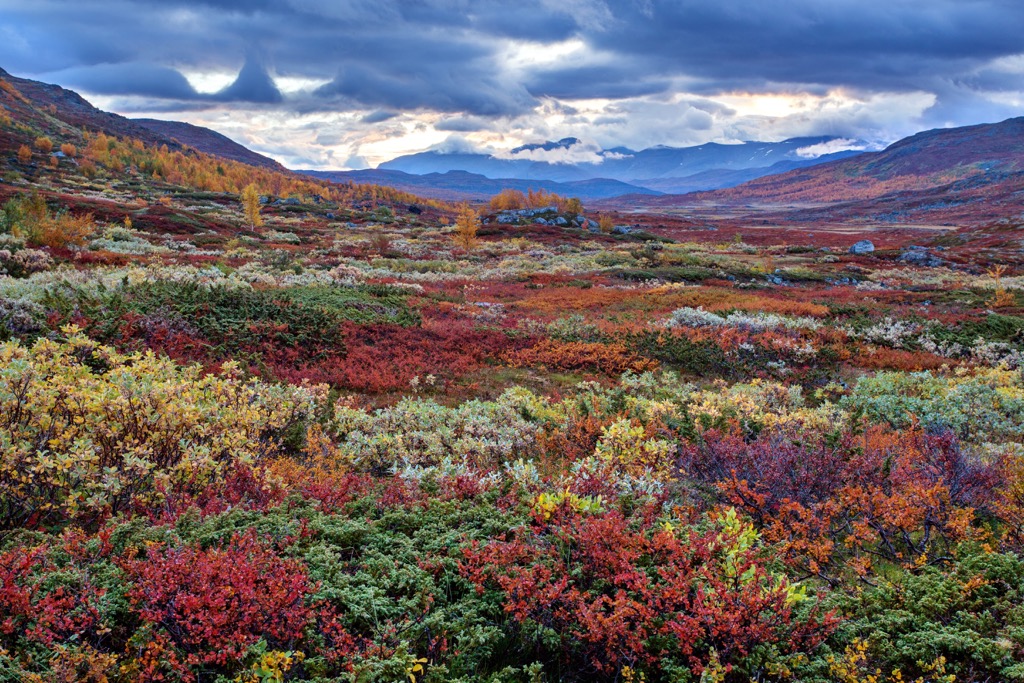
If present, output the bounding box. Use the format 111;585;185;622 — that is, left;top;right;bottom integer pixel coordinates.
303;137;862;200
300;168;662;201
620;116;1024;225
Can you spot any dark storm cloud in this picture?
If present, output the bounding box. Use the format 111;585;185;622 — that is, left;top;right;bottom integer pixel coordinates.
47;63;199;99
214;57;282;103
0;0;1021;133
525;64;672;100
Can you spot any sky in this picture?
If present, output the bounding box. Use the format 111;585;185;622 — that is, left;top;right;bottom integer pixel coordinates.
1;0;1023;170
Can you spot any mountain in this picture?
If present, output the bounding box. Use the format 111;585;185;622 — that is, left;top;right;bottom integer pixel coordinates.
620;117;1024;225
682;117;1024;205
132;119;285;171
631;152;862;194
379;136;862;184
300;168;661;201
0;67;282;172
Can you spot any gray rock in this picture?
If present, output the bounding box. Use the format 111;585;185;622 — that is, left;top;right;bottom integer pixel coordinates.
849;240;875;254
611;225;634;235
898;249;947;267
554;216;569;226
535;218;550;225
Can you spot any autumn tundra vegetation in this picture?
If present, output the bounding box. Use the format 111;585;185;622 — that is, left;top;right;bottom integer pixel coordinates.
2;71;1024;683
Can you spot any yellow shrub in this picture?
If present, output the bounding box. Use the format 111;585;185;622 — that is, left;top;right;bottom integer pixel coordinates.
0;330;326;529
27;211;95;248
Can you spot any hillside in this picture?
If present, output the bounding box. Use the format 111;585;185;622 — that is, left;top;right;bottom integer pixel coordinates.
0;67;285;173
683;117;1024;204
133;118;286;171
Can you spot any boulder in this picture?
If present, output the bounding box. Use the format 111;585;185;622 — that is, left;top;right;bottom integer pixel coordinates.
899;248;947;267
849;240;875;254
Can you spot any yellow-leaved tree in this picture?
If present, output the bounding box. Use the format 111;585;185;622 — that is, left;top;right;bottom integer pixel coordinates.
453;203;481;251
241;183;263;228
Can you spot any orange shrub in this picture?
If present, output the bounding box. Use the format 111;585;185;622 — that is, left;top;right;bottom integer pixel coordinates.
852;344;952;371
17;145;31;163
29;212;94;249
60;143;77;158
489;189;527;211
503;339;657;375
34;137;53;154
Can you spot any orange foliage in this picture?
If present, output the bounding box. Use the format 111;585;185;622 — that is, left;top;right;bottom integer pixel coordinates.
17;145;31;163
29;212;94;249
648;287;831;318
34;136;53;154
77;131;449;211
853;344;952;371
489;189;527;211
503;339;657;375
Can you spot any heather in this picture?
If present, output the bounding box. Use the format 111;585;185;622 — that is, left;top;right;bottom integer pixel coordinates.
2;71;1024;683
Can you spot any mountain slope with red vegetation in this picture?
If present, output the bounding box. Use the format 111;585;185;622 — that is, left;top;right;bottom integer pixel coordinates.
694;117;1024;204
0;67;282;171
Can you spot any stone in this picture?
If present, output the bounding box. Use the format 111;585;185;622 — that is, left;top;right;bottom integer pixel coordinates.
849;240;875;254
898;249;947;267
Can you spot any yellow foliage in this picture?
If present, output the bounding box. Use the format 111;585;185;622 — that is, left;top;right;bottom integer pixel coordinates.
17;144;31;163
453;203;480;251
27;211;94;249
241;183;263;228
34;136;53;154
489;188;527;211
0;330;326;528
827;639;954;683
594;418;674;478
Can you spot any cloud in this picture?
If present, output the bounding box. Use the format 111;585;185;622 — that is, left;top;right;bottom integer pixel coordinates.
2;0;1022;168
795;138;866;158
213;56;282;103
361;110;399;124
45;62;198;99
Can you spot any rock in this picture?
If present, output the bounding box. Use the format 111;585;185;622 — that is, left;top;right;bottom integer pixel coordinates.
535;218;550;225
325;212;335;219
611;225;633;235
849;240;875;254
496;212;519;224
554;216;569;226
898;248;947;267
573;216;585;226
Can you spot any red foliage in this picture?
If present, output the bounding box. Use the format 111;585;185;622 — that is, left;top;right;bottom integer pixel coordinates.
122;531;312;669
461;507;834;678
275;320;517;393
680;425;1000;577
0;544;104;649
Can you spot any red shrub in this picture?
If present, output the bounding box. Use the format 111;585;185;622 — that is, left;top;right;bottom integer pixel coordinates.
462;508;833;679
123;531;311;669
